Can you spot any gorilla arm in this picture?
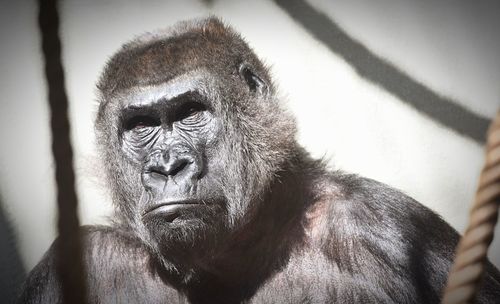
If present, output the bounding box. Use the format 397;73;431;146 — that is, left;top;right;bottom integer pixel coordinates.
17;226;185;304
250;174;500;304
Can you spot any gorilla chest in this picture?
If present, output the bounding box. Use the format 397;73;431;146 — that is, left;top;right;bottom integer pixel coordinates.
248;251;339;303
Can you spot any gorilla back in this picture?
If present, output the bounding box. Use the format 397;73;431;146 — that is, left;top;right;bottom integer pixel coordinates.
19;17;500;304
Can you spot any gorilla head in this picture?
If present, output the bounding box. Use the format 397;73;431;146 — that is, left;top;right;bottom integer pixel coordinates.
95;18;298;264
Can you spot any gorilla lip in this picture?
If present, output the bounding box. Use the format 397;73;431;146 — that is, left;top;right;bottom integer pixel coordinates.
142;200;200;217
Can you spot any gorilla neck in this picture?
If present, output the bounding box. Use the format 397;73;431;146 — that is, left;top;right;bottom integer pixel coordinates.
175;149;325;301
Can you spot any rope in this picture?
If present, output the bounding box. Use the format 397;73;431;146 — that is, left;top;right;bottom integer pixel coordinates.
442;111;500;304
38;0;87;303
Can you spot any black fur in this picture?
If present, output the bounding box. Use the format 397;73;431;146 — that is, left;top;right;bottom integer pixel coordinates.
18;17;500;304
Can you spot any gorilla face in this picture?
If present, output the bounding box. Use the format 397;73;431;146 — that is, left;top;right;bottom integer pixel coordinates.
102;72;232;258
120;76;226;250
120;79;220;213
95;18;297;262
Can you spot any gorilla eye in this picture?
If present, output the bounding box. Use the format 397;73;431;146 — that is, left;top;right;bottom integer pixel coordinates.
176;102;207;124
124;115;160;131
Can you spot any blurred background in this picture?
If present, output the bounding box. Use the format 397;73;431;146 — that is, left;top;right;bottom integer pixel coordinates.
1;0;499;301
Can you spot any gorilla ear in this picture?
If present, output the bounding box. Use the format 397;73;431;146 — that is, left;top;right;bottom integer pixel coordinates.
238;63;268;96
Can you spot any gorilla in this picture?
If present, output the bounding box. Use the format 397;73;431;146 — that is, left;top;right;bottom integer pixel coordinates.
19;17;500;303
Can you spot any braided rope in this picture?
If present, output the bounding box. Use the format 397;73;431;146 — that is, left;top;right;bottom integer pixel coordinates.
38;0;87;302
442;111;500;304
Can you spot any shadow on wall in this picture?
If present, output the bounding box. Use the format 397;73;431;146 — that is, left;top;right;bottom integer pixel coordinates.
275;0;490;143
0;193;26;304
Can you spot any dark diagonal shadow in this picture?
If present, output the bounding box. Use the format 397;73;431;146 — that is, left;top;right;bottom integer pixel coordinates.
275;0;490;143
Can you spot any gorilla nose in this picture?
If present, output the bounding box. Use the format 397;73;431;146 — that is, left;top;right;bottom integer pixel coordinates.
144;149;201;181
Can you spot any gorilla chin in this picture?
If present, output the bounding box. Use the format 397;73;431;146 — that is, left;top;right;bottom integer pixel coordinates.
142;195;229;256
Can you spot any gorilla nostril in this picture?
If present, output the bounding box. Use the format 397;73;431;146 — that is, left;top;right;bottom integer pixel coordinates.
146;166;168;178
167;160;189;177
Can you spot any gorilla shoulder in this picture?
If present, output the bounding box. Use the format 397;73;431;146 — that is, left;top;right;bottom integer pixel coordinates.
18;226;183;304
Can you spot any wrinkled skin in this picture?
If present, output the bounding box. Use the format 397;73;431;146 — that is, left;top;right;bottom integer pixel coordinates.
18;18;500;304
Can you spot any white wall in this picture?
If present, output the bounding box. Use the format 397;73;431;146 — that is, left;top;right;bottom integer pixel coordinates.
0;0;498;286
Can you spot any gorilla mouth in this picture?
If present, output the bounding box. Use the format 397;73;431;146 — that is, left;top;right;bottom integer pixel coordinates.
142;200;200;220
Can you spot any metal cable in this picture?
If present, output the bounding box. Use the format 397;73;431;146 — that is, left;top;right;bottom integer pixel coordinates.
442;110;500;304
38;0;87;302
